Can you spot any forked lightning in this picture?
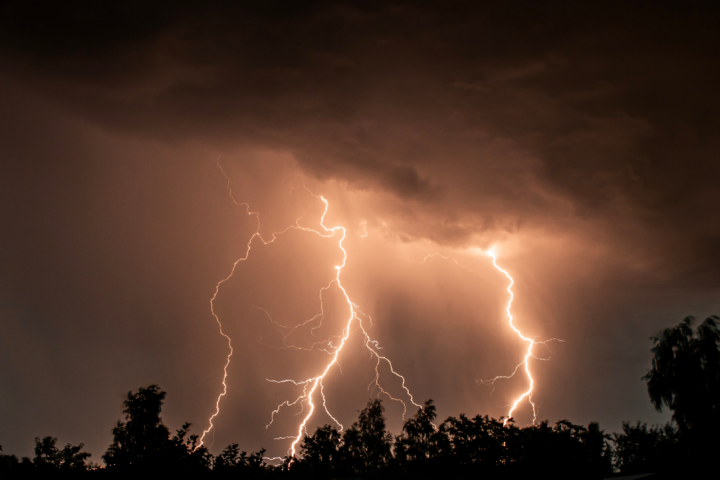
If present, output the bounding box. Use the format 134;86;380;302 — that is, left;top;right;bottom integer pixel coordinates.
200;165;419;457
201;164;559;458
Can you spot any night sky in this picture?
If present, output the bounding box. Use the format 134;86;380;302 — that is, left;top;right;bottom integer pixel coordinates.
1;0;719;461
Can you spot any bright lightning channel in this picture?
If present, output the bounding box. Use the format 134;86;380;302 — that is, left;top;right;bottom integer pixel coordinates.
417;251;561;426
485;251;563;425
200;164;420;458
485;250;536;425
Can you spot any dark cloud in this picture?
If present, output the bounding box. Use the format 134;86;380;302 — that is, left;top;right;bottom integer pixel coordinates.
2;1;718;271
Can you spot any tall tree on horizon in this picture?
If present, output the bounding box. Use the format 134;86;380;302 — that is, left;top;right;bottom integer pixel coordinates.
340;399;393;475
297;425;341;478
643;316;720;431
643;315;720;466
394;400;442;466
103;384;171;468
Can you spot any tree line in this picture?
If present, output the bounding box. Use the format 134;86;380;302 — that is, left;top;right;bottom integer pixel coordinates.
1;315;718;479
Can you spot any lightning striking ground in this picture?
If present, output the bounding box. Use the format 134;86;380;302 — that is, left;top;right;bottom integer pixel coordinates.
485;251;536;425
485;251;563;425
416;251;561;426
200;165;419;456
265;191;420;458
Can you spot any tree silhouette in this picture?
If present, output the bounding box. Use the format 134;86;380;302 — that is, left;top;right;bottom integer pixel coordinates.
2;370;713;478
340;399;393;475
33;436;91;471
437;414;513;472
168;422;213;471
514;420;612;478
0;444;33;477
214;443;247;472
296;425;340;478
582;422;613;476
644;315;720;432
643;315;720;463
612;421;678;475
394;400;442;469
214;443;267;478
102;384;211;473
103;384;171;469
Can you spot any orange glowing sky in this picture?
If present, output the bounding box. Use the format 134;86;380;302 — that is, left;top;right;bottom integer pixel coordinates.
1;0;720;459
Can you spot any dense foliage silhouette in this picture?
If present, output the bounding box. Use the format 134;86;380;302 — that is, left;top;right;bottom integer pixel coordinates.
642;315;720;475
2;315;719;478
644;316;720;429
102;384;212;475
32;436;91;472
611;421;678;475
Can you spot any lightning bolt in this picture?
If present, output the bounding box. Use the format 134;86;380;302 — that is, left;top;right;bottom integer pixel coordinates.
485;251;564;425
266;190;420;458
485;251;537;425
200;164;419;457
416;250;561;426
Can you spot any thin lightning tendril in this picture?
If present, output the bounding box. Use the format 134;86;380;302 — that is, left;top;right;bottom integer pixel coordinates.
199;162;303;446
200;164;419;458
